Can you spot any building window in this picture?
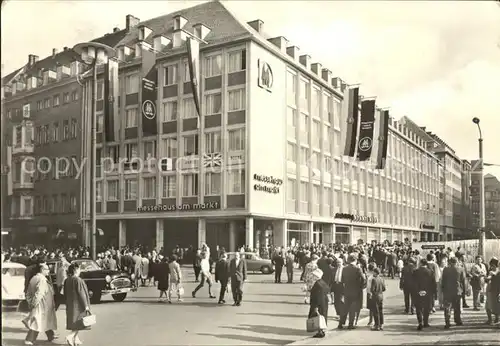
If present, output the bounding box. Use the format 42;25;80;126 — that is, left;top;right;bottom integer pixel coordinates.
228;89;245;111
37;100;43;110
53;94;60;107
143;177;157;199
287;179;297;200
52;122;59;142
300;147;309;166
96;81;104;100
61;194;69;213
70;119;78;139
205;172;221;195
106;145;120;163
183;134;199;156
63;92;70;103
205;132;222;153
312;120;320;147
96;181;102;202
228;128;245;151
125;143;138;160
107;180;119;201
323;93;332;123
63;120;70;140
143;140;157;160
312;88;320;118
44;98;51;108
287;142;297;162
287;71;296;106
71;90;79;101
299;79;309;112
49;195;57;213
162;175;176;198
228;170;245;194
204;55;222;77
300;182;309;202
300;113;309;131
124;179;137;200
126;108;138;128
164;65;178;85
182;98;196;118
325;156;332;173
313;185;321;205
96;114;104;133
311;152;320;170
182;174;198;197
228;50;246;73
287;107;297;128
205;93;222;115
162;101;178;122
14;126;22;147
162;137;178;158
125;74;139;94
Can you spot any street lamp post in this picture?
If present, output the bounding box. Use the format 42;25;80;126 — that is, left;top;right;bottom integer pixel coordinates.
73;42;115;260
472;117;486;259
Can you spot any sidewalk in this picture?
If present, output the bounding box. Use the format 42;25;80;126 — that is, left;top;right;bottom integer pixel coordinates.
291;295;500;345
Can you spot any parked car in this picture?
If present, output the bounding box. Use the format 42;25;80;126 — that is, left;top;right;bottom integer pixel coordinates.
2;262;26;307
226;252;274;274
46;259;134;304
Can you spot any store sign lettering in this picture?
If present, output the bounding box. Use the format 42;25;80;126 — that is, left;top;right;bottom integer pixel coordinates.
137;202;220;213
420;222;435;230
334;213;378;224
253;173;283;195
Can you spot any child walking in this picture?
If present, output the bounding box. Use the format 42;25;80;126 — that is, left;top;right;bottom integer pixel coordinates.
369;267;386;331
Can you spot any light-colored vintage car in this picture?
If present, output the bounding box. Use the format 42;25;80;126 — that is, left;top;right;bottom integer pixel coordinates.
2;261;26;307
226;252;274;274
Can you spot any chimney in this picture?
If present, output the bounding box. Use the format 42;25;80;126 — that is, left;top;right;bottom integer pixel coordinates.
247;19;263;33
52;48;58;57
340;82;347;92
113;27;120;33
331;77;342;89
126;15;140;31
286;46;300;60
28;54;39;67
63;47;68;51
321;68;332;83
173;15;188;31
268;36;288;53
311;62;322;75
138;25;153;41
192;23;211;40
299;54;311;69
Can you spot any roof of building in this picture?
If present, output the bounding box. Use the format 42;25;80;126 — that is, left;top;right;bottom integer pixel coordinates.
117;1;250;48
2;66;24;85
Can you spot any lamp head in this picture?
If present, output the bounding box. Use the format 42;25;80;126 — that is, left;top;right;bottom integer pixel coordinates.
472;117;480;125
73;42;116;66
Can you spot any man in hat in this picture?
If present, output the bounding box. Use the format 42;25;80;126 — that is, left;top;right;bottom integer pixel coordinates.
338;254;365;330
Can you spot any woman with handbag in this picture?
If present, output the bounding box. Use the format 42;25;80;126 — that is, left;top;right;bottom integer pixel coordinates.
156;256;170;302
307;268;329;338
64;263;92;346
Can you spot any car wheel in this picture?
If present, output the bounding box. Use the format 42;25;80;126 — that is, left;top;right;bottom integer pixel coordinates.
111;293;127;302
89;290;102;304
261;266;271;274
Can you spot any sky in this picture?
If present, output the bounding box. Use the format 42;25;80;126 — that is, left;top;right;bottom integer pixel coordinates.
2;0;500;178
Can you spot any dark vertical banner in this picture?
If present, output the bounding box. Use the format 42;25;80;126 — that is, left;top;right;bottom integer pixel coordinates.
343;86;360;157
356;99;376;161
186;37;201;128
376;109;390;169
104;58;119;142
141;43;158;136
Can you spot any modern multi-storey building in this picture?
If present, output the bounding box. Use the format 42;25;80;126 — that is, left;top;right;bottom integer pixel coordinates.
485;173;500;237
1;27;127;246
75;1;441;253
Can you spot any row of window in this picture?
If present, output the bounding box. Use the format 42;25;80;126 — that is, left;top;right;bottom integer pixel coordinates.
34;119;78;145
98;129;245;163
36;91;79;111
33;156;79;181
33;193;77;215
96;170;246;201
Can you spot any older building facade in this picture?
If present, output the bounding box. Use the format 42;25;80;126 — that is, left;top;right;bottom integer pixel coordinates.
75;1;441;254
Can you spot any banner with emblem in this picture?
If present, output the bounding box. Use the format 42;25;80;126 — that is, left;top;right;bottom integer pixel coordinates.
343;86;360;157
141;42;158;136
356;98;376;162
186;37;201;128
202;153;222;169
104;58;119;142
376;109;390;170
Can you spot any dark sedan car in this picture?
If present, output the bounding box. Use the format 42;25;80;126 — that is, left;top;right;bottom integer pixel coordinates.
47;259;135;304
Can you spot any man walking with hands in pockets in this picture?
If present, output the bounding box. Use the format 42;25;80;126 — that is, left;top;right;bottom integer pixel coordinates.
230;251;247;306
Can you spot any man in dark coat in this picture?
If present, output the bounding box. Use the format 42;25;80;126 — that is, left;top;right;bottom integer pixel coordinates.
400;257;417;314
300;251;311;281
338;254;366;329
330;257;345;317
215;252;231;304
387;251;398;279
413;258;436;330
317;251;333;286
441;256;466;329
272;249;285;283
229;252;247;306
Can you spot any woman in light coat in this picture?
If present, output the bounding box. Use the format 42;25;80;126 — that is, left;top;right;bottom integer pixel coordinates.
140;256;150;287
23;263;57;345
303;254;319;304
64;262;91;346
437;257;448;310
168;255;183;303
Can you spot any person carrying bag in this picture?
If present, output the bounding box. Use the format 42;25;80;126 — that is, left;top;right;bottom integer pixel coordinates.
306;268;329;338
